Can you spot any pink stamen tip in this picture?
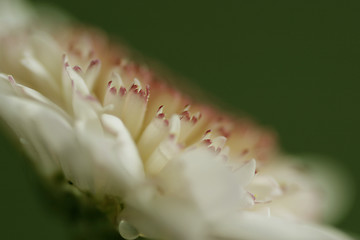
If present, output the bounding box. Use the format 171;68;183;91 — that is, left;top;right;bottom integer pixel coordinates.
205;129;211;134
109;87;117;95
119;87;127;96
107;81;113;88
8;75;15;83
180;111;190;121
139;88;149;99
164;119;169;126
191;117;198;124
203;139;212;146
64;62;70;67
73;66;82;72
89;59;100;68
130;84;139;92
157;105;164;112
255;169;259;174
157;113;165;119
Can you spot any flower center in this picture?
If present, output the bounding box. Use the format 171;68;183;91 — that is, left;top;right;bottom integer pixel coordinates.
0;28;276;176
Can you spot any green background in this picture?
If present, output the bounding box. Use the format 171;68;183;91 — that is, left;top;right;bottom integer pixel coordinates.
1;0;359;239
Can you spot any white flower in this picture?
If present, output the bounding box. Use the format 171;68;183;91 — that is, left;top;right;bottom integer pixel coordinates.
0;1;353;239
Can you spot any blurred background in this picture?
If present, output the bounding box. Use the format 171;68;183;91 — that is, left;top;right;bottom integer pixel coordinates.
0;0;359;239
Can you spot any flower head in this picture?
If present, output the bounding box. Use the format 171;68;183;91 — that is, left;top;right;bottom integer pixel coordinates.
0;1;353;239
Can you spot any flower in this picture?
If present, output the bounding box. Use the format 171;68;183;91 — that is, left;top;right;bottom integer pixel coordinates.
0;1;353;239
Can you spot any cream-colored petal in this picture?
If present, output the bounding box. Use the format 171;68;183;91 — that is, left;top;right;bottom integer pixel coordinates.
234;158;256;187
157;147;251;219
211;212;353;240
101;114;145;182
122;184;206;240
0;94;71;177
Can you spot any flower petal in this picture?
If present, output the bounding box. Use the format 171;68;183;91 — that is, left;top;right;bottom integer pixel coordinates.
211;212;353;240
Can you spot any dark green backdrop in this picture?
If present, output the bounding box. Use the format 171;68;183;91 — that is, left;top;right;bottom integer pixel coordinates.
1;0;359;239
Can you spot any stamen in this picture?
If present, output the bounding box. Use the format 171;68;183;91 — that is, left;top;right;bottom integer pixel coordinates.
73;65;82;73
137;110;170;161
121;79;149;138
84;59;101;91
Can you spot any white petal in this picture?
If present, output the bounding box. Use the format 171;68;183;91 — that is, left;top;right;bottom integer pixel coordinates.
211;212;353;240
0;94;71;176
157;147;248;219
101;114;145;181
0;0;34;36
123;184;205;240
72;91;103;134
0;74;16;95
235;158;256;187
